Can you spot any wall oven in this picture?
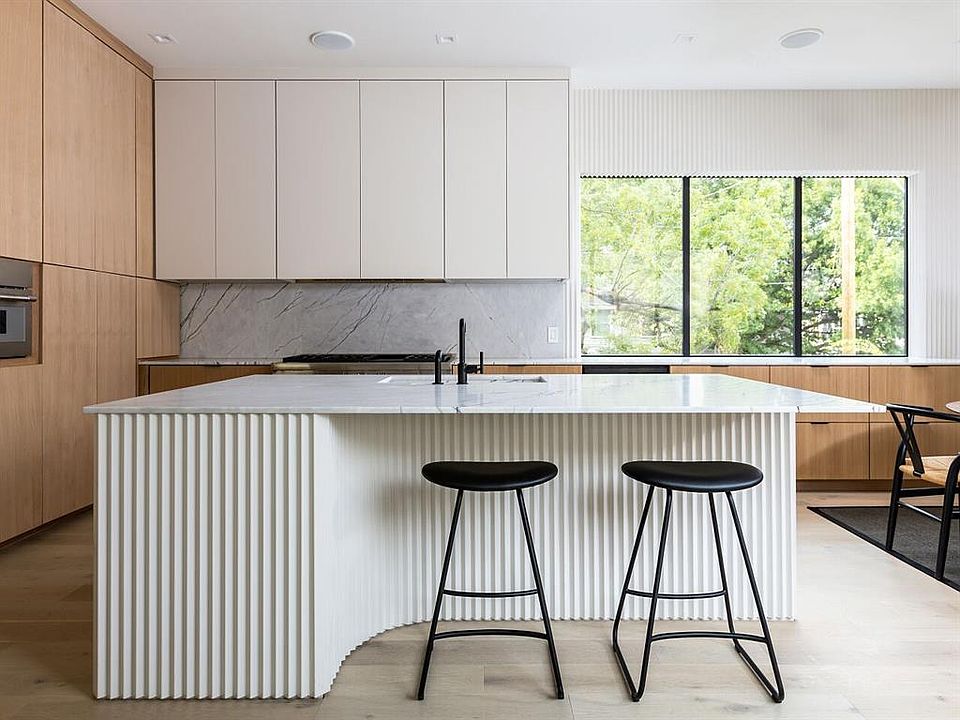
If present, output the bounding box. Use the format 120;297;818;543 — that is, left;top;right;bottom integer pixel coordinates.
0;258;37;359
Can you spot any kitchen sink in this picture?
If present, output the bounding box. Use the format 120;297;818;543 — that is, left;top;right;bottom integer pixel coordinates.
377;375;547;385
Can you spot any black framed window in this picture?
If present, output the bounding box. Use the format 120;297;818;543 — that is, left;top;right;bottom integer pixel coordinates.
580;176;907;357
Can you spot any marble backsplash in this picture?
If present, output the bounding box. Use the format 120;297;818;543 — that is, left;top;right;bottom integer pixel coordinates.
179;282;568;359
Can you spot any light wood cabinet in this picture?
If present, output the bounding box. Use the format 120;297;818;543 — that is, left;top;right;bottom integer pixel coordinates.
360;81;444;279
137;278;180;359
869;421;960;480
276;80;360;279
796;422;870;481
483;365;581;375
143;364;272;394
444;80;507;279
41;264;98;523
671;366;771;382
216;80;276;279
506;80;568;279
0;0;42;262
155;80;216;279
97;273;137;402
43;3;135;273
869;366;960;421
0;365;42;543
135;70;154;278
770;365;870;422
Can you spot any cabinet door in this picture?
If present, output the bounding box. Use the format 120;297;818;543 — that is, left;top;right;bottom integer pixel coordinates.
277;81;359;279
136;71;154;278
216;81;277;279
796;422;870;481
769;366;870;422
155;81;216;279
869;366;960;421
0;365;42;543
360;81;443;279
506;80;569;279
97;273;137;402
869;422;960;480
0;0;42;262
42;265;98;523
137;278;180;359
444;81;507;279
671;366;771;382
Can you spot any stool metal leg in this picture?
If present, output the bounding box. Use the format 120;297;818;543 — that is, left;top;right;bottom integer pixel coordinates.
516;488;565;699
416;489;464;700
724;491;785;703
611;487;673;702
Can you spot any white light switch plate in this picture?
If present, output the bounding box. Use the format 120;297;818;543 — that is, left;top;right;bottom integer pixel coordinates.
547;326;559;344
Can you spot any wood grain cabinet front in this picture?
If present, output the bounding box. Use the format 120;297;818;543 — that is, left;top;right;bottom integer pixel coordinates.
0;0;42;263
770;366;871;422
0;365;42;543
869;366;960;421
869;421;960;480
796;422;870;481
670;366;771;382
41;264;98;523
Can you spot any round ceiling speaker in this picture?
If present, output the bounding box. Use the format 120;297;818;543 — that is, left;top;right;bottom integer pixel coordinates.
309;30;355;51
779;28;824;49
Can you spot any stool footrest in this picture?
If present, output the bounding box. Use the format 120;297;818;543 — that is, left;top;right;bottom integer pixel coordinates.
434;628;548;641
626;588;726;600
651;630;767;643
443;588;539;599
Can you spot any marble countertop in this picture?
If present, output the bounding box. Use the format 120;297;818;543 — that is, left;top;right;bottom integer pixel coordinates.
86;373;884;415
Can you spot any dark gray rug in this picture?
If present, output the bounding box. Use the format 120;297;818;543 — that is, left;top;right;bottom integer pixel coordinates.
809;505;959;590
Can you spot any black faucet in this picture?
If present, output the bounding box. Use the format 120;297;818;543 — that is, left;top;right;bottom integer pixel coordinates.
433;349;443;385
457;318;484;385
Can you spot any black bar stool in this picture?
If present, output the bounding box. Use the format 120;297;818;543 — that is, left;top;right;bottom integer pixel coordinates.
416;460;564;700
612;461;785;703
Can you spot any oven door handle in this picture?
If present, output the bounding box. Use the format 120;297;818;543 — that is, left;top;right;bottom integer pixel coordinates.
0;294;38;302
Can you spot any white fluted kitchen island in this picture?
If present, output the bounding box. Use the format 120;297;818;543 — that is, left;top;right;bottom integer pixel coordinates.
85;373;879;700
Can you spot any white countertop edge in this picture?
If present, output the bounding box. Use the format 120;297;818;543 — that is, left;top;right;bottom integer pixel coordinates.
86;405;880;415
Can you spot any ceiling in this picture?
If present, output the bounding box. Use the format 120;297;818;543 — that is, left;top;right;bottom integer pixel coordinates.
75;0;960;88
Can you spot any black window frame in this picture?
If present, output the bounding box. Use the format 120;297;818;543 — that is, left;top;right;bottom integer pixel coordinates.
580;175;909;358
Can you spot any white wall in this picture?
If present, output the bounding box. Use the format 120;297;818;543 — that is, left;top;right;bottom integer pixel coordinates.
568;89;960;358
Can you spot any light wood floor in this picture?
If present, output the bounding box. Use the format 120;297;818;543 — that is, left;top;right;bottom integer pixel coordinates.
0;493;956;719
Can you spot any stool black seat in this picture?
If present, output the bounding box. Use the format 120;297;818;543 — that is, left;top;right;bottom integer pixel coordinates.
621;460;763;493
613;460;785;704
417;460;564;701
422;460;558;491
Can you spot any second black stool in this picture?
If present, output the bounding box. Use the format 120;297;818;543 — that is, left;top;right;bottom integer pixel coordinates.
612;461;785;703
416;460;564;700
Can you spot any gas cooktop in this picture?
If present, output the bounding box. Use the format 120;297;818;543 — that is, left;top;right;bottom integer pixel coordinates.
281;353;452;363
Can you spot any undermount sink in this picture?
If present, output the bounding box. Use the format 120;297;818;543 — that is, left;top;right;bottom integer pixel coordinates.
378;375;547;385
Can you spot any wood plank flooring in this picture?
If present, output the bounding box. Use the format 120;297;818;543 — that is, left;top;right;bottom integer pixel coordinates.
0;493;955;719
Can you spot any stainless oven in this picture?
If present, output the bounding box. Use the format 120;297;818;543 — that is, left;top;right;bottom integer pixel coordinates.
0;258;37;359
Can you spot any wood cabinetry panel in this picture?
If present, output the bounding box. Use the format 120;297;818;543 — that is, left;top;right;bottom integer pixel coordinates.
360;81;444;279
671;366;771;382
135;71;154;278
796;422;870;481
869;366;960;421
97;273;136;402
145;365;272;394
770;366;870;422
0;0;42;262
154;81;216;279
0;365;42;543
483;365;582;375
41;264;97;523
215;80;276;279
276;80;360;279
869;421;960;480
137;278;180;359
43;4;136;273
444;80;507;279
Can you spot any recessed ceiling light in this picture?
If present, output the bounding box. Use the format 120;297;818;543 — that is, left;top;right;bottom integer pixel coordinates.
673;34;696;44
436;33;457;45
309;30;355;51
148;33;177;44
779;28;824;49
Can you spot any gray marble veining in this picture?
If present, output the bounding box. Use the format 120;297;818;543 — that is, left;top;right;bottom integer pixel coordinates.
179;281;567;359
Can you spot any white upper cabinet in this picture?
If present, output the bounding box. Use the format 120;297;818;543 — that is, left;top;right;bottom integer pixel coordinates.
360;81;444;279
215;81;276;279
277;81;360;279
444;81;507;279
155;81;216;280
506;81;569;279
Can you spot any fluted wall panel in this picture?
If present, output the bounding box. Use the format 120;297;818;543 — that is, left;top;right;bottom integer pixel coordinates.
96;410;796;699
568;89;960;359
